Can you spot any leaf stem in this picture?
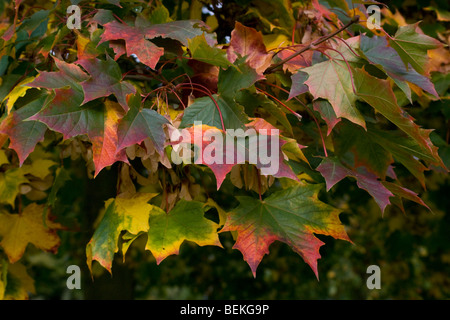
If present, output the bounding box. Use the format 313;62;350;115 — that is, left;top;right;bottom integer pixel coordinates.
265;15;360;74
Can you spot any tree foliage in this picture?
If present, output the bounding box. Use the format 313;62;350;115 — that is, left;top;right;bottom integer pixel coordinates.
0;0;449;299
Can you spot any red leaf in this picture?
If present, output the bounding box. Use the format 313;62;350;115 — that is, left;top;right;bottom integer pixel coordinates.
317;157;394;214
221;184;351;277
76;56;136;112
0;95;48;165
99;18;215;69
173;121;298;189
227;22;273;76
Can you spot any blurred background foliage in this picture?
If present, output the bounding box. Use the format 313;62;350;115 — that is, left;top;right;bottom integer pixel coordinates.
3;0;449;299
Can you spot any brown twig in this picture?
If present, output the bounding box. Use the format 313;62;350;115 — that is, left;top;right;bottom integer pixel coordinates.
264;15;360;74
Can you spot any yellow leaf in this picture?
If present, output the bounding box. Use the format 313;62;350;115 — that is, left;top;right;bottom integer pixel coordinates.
86;193;159;273
3;77;35;114
3;262;35;300
0;168;28;208
0;203;65;263
0;150;9;167
21;159;57;180
263;33;289;51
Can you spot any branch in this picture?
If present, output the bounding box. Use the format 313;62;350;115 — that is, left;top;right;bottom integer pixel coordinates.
264;15;360;74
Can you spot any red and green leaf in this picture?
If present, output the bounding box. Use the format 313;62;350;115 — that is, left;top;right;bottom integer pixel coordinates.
221;184;351;277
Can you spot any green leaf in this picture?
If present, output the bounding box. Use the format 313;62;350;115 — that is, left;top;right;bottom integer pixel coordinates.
388;23;442;75
217;61;260;98
86;193;158;273
353;68;445;170
188;35;232;69
366;128;434;188
221;184;351;277
333;122;393;179
180;94;247;130
302;60;365;128
116;93;170;156
0;169;28;208
359;35;439;99
146;199;222;264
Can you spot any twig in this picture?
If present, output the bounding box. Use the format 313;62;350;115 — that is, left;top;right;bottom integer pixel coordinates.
264;15;360;74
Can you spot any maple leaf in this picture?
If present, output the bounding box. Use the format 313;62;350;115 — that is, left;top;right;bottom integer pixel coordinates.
30;95;128;177
359;35;439;100
333;122;393;179
227;22;273;76
188;35;232;69
173;122;298;189
29;57;89;89
76;56;136;112
180;94;247;131
353;68;446;171
180;61;259;130
99;17;215;69
288;71;309;100
116;93;170;156
0;203;65;263
312;100;341;135
0;93;49;166
86;193;158;273
366;127;434;188
1;262;36;300
0;168;28;208
302;59;365;128
277;48;313;73
316;157;394;214
146;199;222;264
221;184;351;278
381;181;431;213
388;23;443;75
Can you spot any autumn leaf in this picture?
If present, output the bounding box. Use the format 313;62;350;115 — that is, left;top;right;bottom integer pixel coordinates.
227;22;273;76
0;93;49;166
359;35;439;100
188;35;232;69
116;93;170;156
86;193;158;273
302;59;365;128
221;184;351;277
0;168;28;207
30;96;128;177
29;57;89;89
388;23;443;75
146;199;222;264
381;181;431;213
316;157;394;214
173;123;298;189
76;56;136;112
288;71;309;101
312;100;341;136
99;17;215;70
0;203;65;263
1;262;35;300
353;67;445;170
